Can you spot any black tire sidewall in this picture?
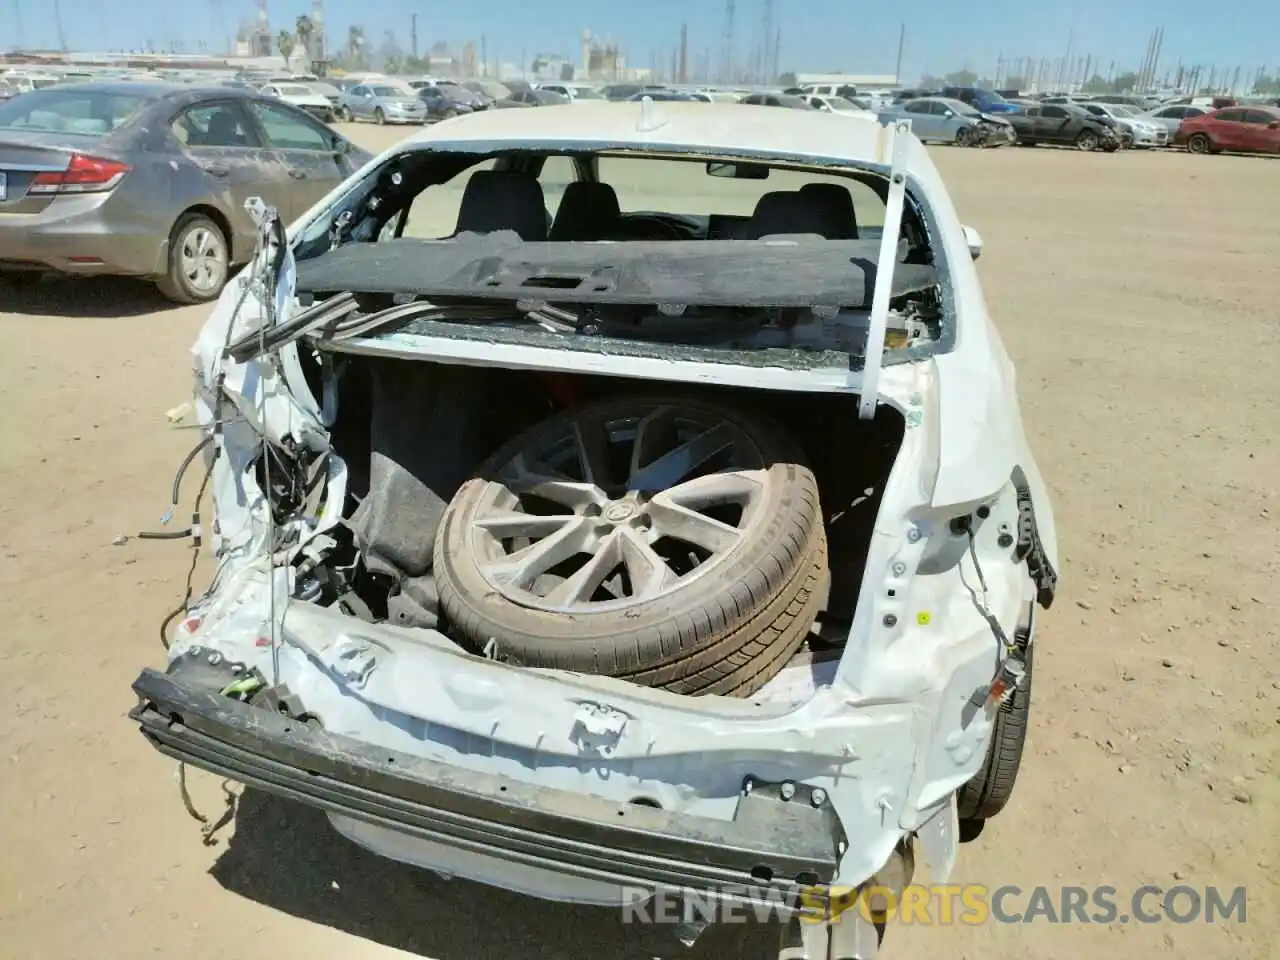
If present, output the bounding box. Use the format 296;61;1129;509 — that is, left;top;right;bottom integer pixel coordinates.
958;638;1034;821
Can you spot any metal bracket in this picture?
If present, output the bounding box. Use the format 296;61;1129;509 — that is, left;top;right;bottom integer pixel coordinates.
858;119;912;420
736;777;849;866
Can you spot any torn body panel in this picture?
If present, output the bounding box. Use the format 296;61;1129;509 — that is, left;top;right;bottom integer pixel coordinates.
133;110;1058;955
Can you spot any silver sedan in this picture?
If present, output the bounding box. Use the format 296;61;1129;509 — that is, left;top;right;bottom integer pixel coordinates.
0;82;371;302
878;96;1014;145
337;83;427;125
1136;103;1212;137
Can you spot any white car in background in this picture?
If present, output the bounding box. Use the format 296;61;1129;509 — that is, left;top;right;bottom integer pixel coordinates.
130;101;1059;960
534;82;607;103
804;93;876;116
260;81;336;123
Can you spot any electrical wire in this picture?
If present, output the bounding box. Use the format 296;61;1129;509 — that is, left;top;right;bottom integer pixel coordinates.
167;434;213;516
151;207;285;651
158;454;215;650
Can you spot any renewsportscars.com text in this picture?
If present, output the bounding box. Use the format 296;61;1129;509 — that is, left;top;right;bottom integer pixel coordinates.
620;883;1247;926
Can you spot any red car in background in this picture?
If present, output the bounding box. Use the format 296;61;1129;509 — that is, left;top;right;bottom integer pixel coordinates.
1175;105;1280;155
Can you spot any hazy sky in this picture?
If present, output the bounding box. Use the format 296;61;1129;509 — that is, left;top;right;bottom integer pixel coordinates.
5;1;1272;78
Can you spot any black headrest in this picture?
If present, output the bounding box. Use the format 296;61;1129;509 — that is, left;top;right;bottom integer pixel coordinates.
455;170;548;241
799;182;860;238
745;190;832;239
208;111;237;135
549;181;622;241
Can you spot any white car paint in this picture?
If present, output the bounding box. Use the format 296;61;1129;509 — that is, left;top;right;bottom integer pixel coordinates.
159;101;1058;957
534;82;607;103
804;93;877;118
260;82;333;114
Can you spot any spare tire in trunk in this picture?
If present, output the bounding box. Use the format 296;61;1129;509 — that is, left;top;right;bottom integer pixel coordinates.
433;394;828;697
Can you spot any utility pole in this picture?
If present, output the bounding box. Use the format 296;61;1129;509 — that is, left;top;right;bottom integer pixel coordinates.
678;23;687;84
721;0;735;85
52;0;68;50
773;26;780;82
894;23;905;85
410;13;417;59
11;0;24;49
480;35;487;77
1057;29;1073;90
1150;26;1165;91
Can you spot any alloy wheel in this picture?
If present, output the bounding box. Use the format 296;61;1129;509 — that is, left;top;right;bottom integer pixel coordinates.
469;406;770;613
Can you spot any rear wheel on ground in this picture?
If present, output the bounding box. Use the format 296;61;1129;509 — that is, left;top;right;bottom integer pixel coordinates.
1187;133;1212;155
155;213;229;305
1075;130;1099;151
957;640;1034;822
433;395;828;697
374;107;386;125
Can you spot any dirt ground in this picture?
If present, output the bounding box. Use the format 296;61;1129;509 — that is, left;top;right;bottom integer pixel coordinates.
1;126;1275;960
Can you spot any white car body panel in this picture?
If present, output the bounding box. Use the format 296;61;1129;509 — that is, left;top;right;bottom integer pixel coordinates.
261;84;333;113
143;102;1058;944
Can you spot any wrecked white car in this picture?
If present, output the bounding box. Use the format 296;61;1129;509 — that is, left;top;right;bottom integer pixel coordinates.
130;102;1059;959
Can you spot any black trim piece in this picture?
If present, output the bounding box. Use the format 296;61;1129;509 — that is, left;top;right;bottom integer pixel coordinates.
1013;480;1057;609
130;669;841;900
294;235;939;309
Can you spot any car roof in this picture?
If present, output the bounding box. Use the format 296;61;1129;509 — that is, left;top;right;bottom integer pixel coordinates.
391;100;935;171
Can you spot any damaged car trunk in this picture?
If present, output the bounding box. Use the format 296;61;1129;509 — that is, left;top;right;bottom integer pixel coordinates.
305;354;905;695
130;115;1059;958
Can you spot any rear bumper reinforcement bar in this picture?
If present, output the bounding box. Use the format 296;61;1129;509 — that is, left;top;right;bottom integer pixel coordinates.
130;668;844;909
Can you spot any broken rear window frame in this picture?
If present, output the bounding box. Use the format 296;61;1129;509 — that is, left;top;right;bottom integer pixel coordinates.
287;137;961;372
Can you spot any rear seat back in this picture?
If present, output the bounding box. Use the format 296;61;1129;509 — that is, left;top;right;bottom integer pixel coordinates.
454;170;548;241
744;190;835;239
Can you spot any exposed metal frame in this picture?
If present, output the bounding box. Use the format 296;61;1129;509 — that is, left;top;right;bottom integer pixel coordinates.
858;118;912;420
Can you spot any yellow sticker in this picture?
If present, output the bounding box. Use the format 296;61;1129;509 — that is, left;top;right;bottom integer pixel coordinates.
916;612;932;626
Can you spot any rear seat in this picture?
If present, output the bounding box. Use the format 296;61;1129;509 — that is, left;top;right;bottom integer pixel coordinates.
743;190;837;238
799;182;860;238
549;181;622;240
453;170;548;241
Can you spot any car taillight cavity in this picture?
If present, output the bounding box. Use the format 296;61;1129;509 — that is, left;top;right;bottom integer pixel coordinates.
28;153;131;196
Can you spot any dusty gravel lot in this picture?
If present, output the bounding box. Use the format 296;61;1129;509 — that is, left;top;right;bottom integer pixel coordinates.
1;124;1276;960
